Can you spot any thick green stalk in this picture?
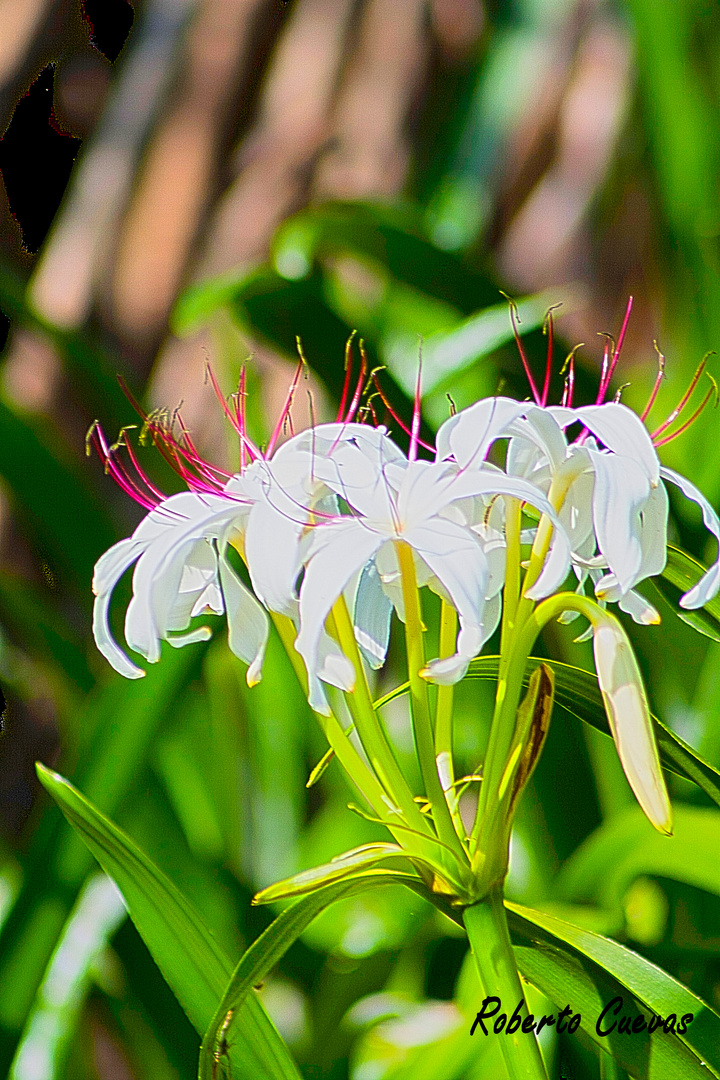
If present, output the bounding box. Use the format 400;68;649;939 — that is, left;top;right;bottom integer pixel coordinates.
396;542;468;864
464;893;549;1080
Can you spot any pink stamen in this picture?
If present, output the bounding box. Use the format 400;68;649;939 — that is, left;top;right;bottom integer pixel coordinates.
640;343;665;422
369;369;434;453
336;332;356;422
408;344;423;462
595;334;614;405
560;344;581;408
596;295;633;403
343;338;368;424
653;373;718;446
503;292;540;405
541;305;561;407
87;423;162;510
651;355;711;439
237;366;247;471
267;351;305;455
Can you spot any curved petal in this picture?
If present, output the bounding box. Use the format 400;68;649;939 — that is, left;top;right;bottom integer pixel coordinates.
435;397;529;467
218;546;269;686
404;518;488;684
244;498;304;615
124;494;246;663
506;407;568;472
660;466;720;609
574;403;660;485
587;450;649;594
296;521;383;713
92;538;148;679
353;559;393;670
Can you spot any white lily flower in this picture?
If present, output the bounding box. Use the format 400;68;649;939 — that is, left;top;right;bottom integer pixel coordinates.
91;420;394;691
93;489;267;683
436;396;720;621
295;439;572;713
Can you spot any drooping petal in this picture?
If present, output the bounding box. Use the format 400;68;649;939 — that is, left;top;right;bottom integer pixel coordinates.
574;403;660;485
404;518;488;684
244;497;304;615
353;560;393;670
587;450;649;594
124;494;247;663
218;545;269;686
435;397;529;467
617;588;661;625
660;466;720;609
593;620;672;834
92;538;148;679
296;520;383;713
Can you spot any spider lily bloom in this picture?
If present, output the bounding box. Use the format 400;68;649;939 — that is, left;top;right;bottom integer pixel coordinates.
93;488;267;682
294;439;572;713
436;395;720;621
90;416;394;692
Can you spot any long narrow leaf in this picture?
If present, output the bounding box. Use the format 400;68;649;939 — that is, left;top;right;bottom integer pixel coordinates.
509;901;720;1078
36;765;302;1080
200;870;426;1080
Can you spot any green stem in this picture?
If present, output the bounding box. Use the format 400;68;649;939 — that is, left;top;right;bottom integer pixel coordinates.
396;542;467;864
331;597;435;843
271;613;389;821
500;497;522;658
435;601;466;840
464;892;549;1080
470;592;607;875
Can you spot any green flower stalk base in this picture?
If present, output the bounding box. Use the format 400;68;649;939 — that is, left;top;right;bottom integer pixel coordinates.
464;893;550;1080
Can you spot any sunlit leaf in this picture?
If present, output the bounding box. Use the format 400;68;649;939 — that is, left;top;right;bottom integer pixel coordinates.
37;765;302;1080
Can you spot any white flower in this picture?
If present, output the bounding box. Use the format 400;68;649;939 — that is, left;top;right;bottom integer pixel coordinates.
294;437;572;713
92;422;396;691
436;397;720;620
93;489;267;682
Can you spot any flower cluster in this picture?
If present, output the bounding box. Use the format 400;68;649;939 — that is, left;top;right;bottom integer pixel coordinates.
92;382;719;690
89;314;720;839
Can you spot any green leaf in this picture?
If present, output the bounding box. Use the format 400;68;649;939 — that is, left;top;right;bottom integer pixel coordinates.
0;646;202;1048
508;901;720;1078
375;656;720;810
203;863;720;1080
387;291;558;397
253;844;409;903
557;804;720;914
200;870;429;1080
0;397;115;590
656;546;720;642
36;765;302;1080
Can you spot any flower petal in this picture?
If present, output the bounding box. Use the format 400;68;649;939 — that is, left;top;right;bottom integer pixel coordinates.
574;403;660;485
404;518;488;684
354;559;393;670
660;466;720;609
218;546;268;686
296;521;383;713
587;450;649;594
435;397;530;467
92;538;148;679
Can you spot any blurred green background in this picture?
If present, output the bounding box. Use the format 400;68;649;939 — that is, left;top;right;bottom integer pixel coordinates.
2;0;720;1077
